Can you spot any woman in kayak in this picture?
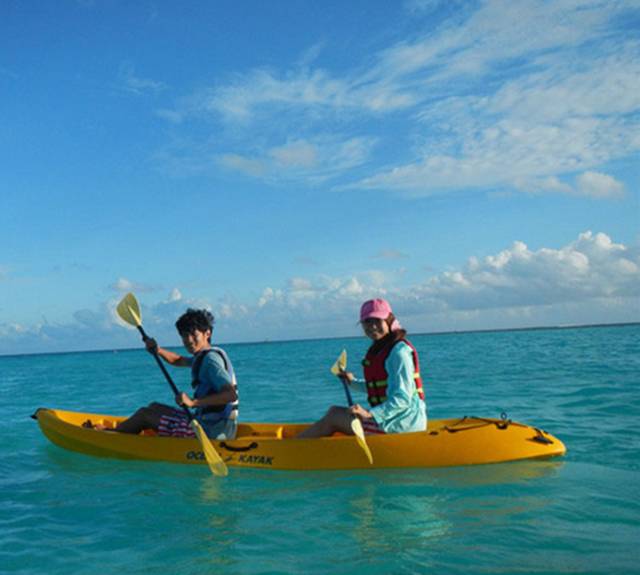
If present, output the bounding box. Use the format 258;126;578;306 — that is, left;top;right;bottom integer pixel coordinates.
94;308;239;439
298;298;426;438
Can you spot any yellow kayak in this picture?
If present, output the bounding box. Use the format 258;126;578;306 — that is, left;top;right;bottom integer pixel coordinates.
33;408;566;470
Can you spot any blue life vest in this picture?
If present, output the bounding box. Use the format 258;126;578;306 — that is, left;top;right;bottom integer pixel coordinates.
191;347;239;422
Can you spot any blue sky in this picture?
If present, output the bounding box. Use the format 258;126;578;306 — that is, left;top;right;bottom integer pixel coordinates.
1;0;639;355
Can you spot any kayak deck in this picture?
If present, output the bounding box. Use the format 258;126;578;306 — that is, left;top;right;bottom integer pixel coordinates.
34;408;566;471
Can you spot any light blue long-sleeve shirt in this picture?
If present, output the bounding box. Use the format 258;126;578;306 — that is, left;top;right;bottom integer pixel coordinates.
355;342;427;433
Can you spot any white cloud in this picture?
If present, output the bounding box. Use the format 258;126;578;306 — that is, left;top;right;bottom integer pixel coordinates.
270;140;318;169
354;113;638;196
167;288;183;302
111;277;156;293
204;68;352;122
106;231;640;338
575;171;625;199
176;0;639;195
289;277;313;291
513;171;625;199
517;176;574;196
118;62;165;96
1;231;638;354
258;287;279;308
113;277;135;291
240;231;640;334
218;135;375;184
415;231;638;311
338;277;367;297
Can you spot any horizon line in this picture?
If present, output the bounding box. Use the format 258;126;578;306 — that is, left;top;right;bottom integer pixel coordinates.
1;320;638;359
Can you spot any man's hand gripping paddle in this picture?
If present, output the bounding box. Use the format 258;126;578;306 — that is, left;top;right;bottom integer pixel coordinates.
116;292;228;477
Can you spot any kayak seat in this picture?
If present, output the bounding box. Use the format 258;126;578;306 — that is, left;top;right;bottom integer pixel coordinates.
241;425;284;439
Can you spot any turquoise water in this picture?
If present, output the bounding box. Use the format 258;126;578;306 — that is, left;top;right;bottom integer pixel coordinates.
2;325;639;574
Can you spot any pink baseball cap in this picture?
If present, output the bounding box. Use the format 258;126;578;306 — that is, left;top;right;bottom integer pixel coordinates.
360;298;393;321
360;298;402;330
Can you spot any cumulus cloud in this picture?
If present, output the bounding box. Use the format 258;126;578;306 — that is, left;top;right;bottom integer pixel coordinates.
0;301;132;355
414;232;638;312
168;288;182;302
258;275;368;312
244;232;640;338
116;288;249;342
1;232;638;354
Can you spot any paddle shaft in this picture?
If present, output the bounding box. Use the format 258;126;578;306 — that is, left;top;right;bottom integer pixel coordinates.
339;375;355;406
339;374;373;463
135;325;194;422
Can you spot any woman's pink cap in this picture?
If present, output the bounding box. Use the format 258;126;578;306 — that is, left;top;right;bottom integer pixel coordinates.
360;298;393;321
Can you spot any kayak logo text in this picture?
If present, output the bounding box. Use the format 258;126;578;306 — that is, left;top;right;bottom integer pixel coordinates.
238;454;273;466
186;450;205;461
185;451;274;466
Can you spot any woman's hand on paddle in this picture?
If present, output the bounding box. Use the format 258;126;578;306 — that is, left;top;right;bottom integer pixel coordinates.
350;404;372;420
338;370;354;383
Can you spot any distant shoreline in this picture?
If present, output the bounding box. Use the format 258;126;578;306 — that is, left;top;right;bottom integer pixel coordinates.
2;321;638;359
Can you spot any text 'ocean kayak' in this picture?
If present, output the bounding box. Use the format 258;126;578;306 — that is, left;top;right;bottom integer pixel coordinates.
33;408;566;471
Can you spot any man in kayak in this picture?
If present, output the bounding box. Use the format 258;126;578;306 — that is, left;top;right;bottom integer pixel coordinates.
95;308;239;439
298;298;427;438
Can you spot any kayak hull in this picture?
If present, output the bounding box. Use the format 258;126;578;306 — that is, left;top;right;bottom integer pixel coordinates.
34;408;566;470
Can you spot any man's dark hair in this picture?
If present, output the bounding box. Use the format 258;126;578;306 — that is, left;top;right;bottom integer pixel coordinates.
175;308;215;341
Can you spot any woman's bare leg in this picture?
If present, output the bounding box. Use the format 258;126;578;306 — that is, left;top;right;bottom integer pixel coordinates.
297;406;355;438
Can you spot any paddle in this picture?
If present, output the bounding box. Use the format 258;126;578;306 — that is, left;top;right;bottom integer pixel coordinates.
331;349;373;464
116;292;228;477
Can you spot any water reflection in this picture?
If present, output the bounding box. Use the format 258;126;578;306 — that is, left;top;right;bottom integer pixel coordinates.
33;446;569;575
350;482;451;556
423;459;564;488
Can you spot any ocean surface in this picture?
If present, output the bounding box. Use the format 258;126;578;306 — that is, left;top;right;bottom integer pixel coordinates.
1;324;639;575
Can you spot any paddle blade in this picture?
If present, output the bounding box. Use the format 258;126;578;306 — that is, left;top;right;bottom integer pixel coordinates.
330;349;347;375
116;292;142;327
350;418;373;465
191;419;228;477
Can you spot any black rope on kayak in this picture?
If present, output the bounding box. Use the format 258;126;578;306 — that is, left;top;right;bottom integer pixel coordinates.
444;420;492;433
443;413;519;433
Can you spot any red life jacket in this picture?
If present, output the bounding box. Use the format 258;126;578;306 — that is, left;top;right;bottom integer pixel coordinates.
362;339;425;407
